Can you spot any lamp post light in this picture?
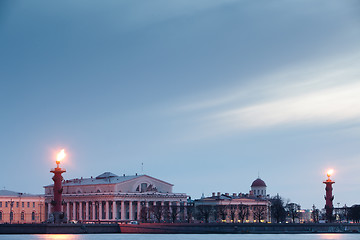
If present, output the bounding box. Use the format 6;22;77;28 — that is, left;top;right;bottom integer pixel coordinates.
323;169;335;223
50;149;67;223
9;199;14;224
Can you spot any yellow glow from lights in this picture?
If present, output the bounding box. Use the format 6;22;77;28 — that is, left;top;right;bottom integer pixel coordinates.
41;234;81;240
56;149;66;163
327;169;334;177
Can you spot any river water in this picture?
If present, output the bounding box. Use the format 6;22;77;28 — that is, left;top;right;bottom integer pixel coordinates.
0;234;358;240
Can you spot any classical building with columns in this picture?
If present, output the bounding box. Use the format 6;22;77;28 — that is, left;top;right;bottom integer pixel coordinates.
44;172;188;222
194;177;271;223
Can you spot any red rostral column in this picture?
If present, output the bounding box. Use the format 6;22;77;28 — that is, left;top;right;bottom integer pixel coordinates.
323;169;335;223
50;149;66;223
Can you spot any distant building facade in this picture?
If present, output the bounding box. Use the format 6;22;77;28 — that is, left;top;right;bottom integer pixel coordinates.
44;172;188;222
194;178;271;223
0;190;45;224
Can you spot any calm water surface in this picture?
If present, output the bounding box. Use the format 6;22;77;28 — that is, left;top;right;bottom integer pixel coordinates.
0;234;358;240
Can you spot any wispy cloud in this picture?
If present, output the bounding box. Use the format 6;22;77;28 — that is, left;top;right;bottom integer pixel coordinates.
174;54;360;138
208;82;360;130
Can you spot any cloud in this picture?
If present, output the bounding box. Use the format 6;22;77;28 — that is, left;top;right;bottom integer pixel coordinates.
209;82;360;131
173;53;360;138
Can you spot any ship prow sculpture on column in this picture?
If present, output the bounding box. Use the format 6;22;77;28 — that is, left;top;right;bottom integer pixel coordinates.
49;149;67;223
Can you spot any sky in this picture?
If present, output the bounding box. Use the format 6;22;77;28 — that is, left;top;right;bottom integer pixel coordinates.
1;0;360;209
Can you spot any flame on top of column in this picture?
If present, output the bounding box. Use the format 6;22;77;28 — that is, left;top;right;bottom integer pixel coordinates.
56;149;66;164
327;169;334;178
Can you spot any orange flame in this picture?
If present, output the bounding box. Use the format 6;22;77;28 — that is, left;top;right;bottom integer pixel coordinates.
56;149;66;163
327;169;334;178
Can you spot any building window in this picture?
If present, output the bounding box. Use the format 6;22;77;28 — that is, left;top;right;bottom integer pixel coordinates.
32;212;36;221
27;202;30;208
16;202;19;208
33;202;35;208
5;202;8;208
141;183;148;192
10;211;13;221
0;202;2;207
0;211;2;220
22;202;24;208
21;211;25;220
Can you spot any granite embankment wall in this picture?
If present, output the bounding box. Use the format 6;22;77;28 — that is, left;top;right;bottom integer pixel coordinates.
0;223;120;234
1;223;360;234
119;223;360;234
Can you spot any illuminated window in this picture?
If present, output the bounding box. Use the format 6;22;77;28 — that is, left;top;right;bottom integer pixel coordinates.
32;212;36;221
21;211;25;220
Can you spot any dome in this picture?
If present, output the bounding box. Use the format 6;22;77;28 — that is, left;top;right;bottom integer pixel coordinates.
251;178;267;187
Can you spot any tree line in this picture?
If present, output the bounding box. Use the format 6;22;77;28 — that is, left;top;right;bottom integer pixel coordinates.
138;198;360;223
139;203;268;223
271;195;360;223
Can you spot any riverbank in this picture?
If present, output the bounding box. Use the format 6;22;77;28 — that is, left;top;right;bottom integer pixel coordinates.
0;223;359;234
0;223;120;234
119;223;360;234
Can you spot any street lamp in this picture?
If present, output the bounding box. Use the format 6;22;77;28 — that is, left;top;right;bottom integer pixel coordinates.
9;199;14;224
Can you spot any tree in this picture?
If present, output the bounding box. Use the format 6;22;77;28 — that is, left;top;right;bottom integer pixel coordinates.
185;204;195;223
196;205;213;223
311;204;319;223
237;204;249;223
229;205;237;222
140;206;150;223
170;205;180;223
343;204;350;223
270;195;286;223
349;205;360;223
285;203;301;223
253;205;267;222
163;205;171;222
215;205;227;222
152;204;163;223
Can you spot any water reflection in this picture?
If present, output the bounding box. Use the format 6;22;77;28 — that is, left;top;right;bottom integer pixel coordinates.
34;235;81;240
0;234;357;240
319;234;343;240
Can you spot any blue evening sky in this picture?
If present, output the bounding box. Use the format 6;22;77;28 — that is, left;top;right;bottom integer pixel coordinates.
1;0;359;209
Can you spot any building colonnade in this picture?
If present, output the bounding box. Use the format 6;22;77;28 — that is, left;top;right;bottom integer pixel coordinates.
46;199;186;222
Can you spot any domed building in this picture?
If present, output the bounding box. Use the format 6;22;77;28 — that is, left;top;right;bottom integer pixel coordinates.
250;178;267;198
194;177;271;223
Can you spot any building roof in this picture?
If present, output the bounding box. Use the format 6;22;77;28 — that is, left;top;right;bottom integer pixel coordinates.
0;189;40;197
44;173;173;187
251;178;267;187
96;172;119;179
